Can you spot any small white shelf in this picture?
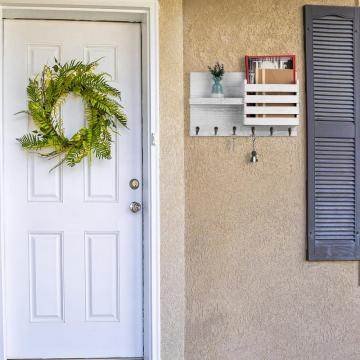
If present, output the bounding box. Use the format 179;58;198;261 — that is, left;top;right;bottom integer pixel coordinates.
189;72;299;137
189;98;244;105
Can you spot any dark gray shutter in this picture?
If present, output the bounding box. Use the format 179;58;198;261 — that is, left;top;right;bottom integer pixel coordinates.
305;5;360;260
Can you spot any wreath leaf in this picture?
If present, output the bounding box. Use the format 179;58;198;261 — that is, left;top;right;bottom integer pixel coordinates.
17;58;127;171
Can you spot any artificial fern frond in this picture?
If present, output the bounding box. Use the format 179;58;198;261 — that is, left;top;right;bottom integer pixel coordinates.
17;133;50;150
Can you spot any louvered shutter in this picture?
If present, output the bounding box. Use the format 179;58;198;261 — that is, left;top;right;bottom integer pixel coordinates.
305;5;360;260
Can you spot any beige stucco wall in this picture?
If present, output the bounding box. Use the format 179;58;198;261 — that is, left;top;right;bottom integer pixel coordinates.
183;0;360;359
159;1;185;359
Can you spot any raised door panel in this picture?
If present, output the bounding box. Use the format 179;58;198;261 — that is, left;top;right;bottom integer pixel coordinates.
84;46;119;202
84;46;117;80
85;232;120;322
29;232;64;322
27;45;62;202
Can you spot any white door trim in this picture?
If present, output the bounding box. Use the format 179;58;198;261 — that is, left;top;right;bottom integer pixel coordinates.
0;2;160;360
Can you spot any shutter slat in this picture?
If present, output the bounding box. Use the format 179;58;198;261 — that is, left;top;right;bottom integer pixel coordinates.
312;43;353;49
315;108;354;113
314;49;353;54
314;71;353;76
317;215;354;218
314;64;354;69
313;90;353;96
314;59;354;64
314;33;354;38
315;117;355;122
316;181;355;185
314;73;351;81
314;83;354;88
313;24;353;30
314;80;354;85
315;101;354;106
314;99;354;104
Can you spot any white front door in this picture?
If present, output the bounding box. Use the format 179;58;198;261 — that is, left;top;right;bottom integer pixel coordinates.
3;20;143;358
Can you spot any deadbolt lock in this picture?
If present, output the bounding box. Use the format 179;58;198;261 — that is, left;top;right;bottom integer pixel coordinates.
129;178;140;190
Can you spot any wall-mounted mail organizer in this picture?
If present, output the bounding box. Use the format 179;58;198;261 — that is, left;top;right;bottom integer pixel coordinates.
189;72;299;137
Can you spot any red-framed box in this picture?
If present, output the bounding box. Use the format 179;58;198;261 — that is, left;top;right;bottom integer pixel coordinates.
245;55;296;84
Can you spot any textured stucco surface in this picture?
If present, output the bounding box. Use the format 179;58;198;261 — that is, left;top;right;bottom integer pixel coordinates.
184;0;360;359
159;1;185;359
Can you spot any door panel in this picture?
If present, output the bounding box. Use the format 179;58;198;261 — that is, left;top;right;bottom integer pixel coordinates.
84;232;121;322
29;232;64;322
3;20;143;358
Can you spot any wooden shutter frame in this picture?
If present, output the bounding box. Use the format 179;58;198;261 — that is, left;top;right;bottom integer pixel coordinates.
305;5;360;260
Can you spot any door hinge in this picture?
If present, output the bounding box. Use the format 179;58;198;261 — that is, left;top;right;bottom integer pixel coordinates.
151;133;156;146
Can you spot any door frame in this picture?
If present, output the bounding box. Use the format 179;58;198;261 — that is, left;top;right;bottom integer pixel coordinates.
0;1;160;360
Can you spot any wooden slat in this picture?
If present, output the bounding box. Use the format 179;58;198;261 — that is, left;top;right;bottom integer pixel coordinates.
244;82;299;93
244;95;299;103
244;106;299;115
243;118;299;126
189;97;243;105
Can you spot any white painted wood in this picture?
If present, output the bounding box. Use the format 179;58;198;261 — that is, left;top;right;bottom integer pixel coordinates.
4;19;143;358
243;118;300;126
244;95;299;103
3;7;145;22
84;232;121;322
137;3;161;359
28;232;64;323
190;105;243;136
189;72;245;137
243;80;300;128
2;0;155;6
0;3;161;360
244;82;299;92
191;124;298;137
0;8;6;360
189;98;243;105
245;106;299;115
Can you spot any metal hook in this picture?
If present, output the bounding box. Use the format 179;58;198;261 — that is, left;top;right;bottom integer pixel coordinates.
270;127;274;136
233;126;237;136
195;126;200;135
250;127;258;163
214;126;218;136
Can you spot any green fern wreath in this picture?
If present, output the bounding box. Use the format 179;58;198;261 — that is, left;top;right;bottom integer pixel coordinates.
17;58;127;170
